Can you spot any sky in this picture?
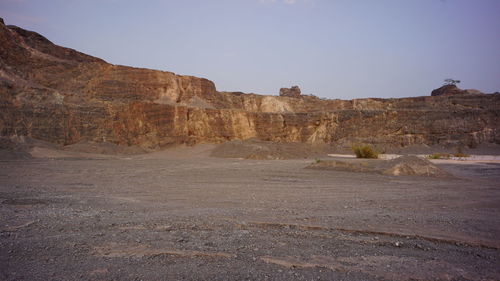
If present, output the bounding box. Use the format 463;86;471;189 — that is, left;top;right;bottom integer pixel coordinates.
1;0;499;99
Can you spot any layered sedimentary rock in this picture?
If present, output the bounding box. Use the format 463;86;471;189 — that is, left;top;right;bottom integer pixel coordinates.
1;19;499;149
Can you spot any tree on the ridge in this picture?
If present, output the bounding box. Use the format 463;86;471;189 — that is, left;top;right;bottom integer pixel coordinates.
444;79;461;85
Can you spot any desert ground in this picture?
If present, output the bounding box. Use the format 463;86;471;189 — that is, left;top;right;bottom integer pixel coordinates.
1;143;500;281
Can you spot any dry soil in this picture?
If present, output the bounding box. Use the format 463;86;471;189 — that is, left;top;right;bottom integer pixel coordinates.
1;144;500;280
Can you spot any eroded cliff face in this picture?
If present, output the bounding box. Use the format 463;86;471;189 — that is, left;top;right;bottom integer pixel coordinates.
1;20;499;149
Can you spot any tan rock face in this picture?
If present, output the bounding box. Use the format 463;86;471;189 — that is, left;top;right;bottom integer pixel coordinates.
1;20;499;149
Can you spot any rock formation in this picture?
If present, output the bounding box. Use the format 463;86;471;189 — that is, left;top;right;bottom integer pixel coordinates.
279;86;301;98
1;19;499;149
431;84;485;97
431;85;465;96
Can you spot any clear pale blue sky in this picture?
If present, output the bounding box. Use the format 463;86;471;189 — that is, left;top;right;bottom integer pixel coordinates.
2;0;499;99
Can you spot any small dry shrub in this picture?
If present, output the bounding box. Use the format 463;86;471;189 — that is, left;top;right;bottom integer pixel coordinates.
453;146;469;158
426;153;451;159
351;144;379;159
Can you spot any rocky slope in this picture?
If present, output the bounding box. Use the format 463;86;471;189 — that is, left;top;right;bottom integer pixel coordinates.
1;19;499;149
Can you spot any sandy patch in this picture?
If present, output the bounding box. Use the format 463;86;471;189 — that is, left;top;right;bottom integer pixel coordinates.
308;156;452;177
211;139;328;160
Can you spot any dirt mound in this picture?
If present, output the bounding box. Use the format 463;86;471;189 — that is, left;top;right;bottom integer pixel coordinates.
431;85;467;96
307;156;451;177
307;160;372;172
210;139;328;160
0;136;33;160
0;136;148;158
0;136;76;159
0;149;32;160
63;141;148;155
382;156;451;177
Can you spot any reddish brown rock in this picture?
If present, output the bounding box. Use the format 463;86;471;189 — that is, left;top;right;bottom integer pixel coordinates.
1;20;499;149
279;86;301;98
431;85;467;96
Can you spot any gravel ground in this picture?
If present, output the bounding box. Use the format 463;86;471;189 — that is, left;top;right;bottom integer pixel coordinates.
1;146;500;280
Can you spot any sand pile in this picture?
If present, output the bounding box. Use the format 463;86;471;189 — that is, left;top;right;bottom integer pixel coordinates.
210;139;328;160
0;136;149;159
307;155;451;177
0;148;32;160
307;160;372;172
62;141;148;155
382;156;451;177
0;136;33;160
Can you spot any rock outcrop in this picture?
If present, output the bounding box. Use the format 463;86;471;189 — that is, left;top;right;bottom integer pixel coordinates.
430;85;484;97
431;85;467;96
279;86;301;98
1;19;499;149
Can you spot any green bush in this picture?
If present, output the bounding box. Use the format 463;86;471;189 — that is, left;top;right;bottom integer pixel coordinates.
453;152;470;158
454;146;469;158
427;153;441;159
351;144;379;159
426;153;451;159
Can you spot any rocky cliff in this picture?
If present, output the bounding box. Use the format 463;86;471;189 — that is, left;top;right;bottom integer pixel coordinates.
1;19;499;149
